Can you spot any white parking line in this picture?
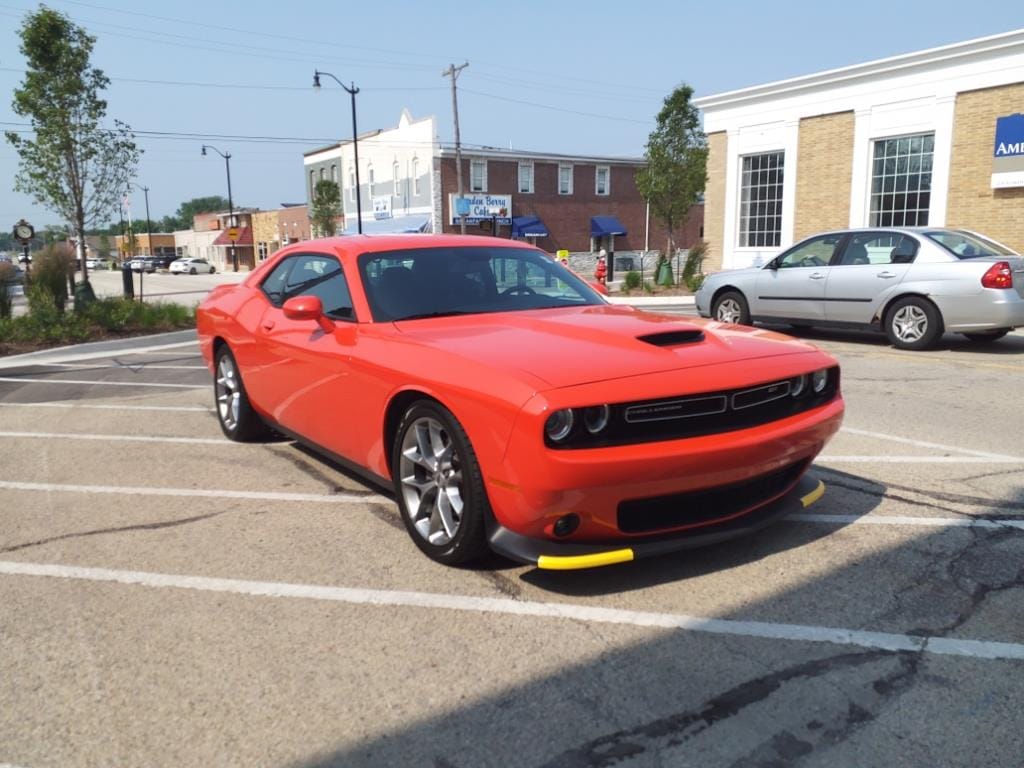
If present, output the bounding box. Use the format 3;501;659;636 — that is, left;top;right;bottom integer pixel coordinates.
839;427;1021;460
0;431;233;446
0;481;390;505
0;341;198;369
0;377;205;389
789;514;1024;531
33;363;207;370
1;560;1021;661
818;456;1023;464
0;403;212;413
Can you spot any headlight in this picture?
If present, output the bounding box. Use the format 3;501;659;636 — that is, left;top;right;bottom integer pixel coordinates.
790;374;807;397
583;404;610;434
812;369;828;393
545;409;575;442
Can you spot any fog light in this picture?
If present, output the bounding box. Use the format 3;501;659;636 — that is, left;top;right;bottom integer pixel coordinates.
545;409;575;442
812;369;828;393
553;513;580;537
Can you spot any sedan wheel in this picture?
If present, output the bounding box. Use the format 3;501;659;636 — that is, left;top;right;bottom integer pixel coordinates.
190;267;197;275
712;291;751;325
393;401;489;565
885;297;943;350
214;347;266;441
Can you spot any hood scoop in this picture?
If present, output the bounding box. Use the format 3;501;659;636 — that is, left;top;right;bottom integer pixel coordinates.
636;329;705;348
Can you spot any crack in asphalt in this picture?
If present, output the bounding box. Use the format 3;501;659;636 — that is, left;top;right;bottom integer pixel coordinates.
538;650;910;768
816;467;1024;513
0;510;230;554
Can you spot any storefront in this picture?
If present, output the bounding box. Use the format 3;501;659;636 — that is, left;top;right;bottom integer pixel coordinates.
697;29;1024;272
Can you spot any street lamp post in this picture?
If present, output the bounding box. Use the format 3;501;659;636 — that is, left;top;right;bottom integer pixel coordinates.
127;182;153;301
313;70;362;234
201;144;237;271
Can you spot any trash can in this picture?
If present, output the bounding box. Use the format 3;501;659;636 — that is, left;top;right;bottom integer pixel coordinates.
656;261;673;286
121;262;134;299
73;280;97;312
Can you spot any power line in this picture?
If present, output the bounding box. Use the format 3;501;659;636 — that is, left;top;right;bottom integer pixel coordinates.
460;89;654;126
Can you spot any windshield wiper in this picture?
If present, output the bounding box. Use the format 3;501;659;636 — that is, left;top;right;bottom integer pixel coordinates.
394;310;475;321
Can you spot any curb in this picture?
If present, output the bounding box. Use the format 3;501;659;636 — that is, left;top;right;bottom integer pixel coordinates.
609;295;696;306
0;329;199;369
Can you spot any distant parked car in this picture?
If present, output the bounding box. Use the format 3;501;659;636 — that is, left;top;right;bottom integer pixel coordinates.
696;228;1024;350
85;258;114;270
129;257;156;273
170;258;216;275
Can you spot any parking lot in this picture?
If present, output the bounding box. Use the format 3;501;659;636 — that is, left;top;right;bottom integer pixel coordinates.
1;323;1023;767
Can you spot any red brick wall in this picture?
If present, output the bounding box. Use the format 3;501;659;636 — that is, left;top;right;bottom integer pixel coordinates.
438;157;703;254
278;205;310;242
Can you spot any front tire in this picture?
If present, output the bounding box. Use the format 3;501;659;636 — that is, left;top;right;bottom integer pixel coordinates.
214;346;267;441
190;267;197;275
712;290;751;325
392;400;489;566
885;297;943;350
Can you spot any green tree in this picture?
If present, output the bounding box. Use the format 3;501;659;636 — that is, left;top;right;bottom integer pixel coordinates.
310;180;342;237
166;196;231;231
5;7;140;284
97;233;111;257
635;83;707;272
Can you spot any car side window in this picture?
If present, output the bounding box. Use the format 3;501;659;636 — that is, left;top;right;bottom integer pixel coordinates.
837;233;918;266
283;254;354;320
260;258;294;306
775;234;845;269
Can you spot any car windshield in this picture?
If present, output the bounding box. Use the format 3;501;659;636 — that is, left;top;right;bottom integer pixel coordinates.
359;245;604;322
923;230;1017;259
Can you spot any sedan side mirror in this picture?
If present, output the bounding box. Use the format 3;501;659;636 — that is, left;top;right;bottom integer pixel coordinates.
282;295;335;333
766;258;779;271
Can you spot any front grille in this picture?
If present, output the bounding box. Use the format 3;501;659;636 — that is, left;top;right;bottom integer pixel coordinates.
617;460;808;534
546;367;840;449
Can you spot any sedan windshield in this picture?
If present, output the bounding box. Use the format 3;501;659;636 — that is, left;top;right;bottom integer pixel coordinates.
924;230;1017;259
359;246;605;322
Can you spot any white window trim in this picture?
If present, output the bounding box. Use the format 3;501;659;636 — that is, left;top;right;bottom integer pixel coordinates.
558;163;574;195
518;161;534;194
595;165;610;196
412;157;420;196
394;161;401;197
348;168;355;202
368;164;375;198
470;159;487;193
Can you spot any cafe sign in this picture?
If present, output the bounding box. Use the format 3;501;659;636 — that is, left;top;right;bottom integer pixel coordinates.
449;193;512;225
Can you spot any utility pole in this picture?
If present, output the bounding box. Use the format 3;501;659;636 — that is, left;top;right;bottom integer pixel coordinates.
442;62;469;235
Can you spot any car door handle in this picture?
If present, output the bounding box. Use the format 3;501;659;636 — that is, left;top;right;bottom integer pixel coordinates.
808;272;825;280
876;271;897;279
261;319;275;331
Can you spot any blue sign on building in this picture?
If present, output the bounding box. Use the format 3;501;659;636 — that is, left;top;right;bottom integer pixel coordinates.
993;113;1024;158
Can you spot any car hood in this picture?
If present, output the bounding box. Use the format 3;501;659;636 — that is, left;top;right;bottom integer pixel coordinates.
393;304;823;388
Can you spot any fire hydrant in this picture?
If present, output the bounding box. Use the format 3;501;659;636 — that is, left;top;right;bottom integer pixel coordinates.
594;256;607;284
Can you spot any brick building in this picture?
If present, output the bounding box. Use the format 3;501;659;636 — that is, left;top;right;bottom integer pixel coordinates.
251;204;311;265
696;29;1024;272
303;110;703;275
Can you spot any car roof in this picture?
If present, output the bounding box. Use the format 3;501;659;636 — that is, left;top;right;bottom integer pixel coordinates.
310;234;542;255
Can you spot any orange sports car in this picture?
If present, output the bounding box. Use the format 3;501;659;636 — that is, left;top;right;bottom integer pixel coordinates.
197;235;844;570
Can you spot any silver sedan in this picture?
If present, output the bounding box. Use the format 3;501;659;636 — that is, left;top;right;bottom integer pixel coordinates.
695;228;1024;350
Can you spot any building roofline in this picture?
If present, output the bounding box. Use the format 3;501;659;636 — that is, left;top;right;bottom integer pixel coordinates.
437;146;645;165
303;129;385;160
694;27;1024;111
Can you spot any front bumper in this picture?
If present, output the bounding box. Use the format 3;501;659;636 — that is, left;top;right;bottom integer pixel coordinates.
487;472;825;569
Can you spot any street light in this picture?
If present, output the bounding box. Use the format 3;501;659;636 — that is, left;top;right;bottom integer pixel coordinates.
201;144;238;271
126;181;152;301
313;70;362;234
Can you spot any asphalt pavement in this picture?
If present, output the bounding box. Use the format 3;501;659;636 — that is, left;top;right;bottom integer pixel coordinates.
1;318;1022;767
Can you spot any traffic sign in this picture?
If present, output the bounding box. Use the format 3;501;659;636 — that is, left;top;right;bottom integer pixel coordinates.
227;227;240;242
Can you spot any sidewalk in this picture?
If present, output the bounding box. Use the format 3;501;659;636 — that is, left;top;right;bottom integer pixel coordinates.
0;329;199;369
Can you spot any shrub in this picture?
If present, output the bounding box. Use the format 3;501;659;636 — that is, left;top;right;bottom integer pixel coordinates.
28;244;74;315
624;270;641;290
682;241;708;292
0;261;16;319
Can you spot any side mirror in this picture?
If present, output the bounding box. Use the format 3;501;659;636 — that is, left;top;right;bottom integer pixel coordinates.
282;295;335;333
766;258;779;271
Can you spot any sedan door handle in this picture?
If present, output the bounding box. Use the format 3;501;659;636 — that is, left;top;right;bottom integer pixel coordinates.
261;320;275;331
808;272;825;280
876;271;897;279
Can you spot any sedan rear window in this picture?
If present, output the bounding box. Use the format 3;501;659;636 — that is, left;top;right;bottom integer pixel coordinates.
924;231;1016;259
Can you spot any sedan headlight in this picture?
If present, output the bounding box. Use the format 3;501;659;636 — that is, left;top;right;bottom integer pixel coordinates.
583;404;611;434
790;374;808;397
812;369;828;393
545;409;575;442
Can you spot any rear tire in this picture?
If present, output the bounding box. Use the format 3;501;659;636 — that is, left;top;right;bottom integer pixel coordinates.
885;296;943;350
712;290;751;325
962;330;1009;344
392;400;490;566
214;346;267;441
190;267;197;275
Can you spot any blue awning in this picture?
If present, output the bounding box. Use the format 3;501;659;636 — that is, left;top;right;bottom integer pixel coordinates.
348;214;430;235
590;215;627;237
511;215;548;238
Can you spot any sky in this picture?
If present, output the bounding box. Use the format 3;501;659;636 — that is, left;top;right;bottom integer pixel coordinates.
0;0;1020;229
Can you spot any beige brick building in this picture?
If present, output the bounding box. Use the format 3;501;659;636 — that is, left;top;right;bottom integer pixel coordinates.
696;29;1024;272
